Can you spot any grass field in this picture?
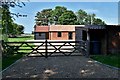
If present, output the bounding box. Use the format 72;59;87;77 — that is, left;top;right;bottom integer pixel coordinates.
2;35;34;70
91;54;120;68
8;35;34;42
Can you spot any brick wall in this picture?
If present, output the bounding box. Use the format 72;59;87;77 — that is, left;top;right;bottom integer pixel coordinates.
49;31;75;40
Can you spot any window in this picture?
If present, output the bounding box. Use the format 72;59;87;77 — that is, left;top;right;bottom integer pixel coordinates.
39;33;41;36
69;32;73;39
58;32;62;37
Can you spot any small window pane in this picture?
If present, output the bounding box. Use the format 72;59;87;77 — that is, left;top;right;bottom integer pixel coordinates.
58;32;61;37
39;33;41;36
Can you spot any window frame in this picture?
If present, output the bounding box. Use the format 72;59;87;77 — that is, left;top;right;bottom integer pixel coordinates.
39;33;41;36
57;32;62;37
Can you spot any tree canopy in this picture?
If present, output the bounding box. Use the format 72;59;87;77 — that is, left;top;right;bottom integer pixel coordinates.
35;6;106;26
76;9;87;25
35;9;52;25
1;5;24;37
58;10;77;25
52;6;67;24
1;1;26;40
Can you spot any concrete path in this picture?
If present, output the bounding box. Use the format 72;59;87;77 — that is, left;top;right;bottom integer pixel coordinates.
2;56;119;79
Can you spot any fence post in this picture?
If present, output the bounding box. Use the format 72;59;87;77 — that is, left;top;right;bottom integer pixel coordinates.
86;40;90;58
45;39;48;58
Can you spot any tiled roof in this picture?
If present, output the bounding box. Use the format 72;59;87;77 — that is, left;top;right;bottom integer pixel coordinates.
49;25;75;31
35;26;49;32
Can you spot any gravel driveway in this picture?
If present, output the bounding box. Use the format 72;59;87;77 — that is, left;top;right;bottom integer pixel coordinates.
2;56;119;79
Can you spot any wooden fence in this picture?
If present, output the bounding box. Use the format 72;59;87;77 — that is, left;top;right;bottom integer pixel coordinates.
2;40;90;58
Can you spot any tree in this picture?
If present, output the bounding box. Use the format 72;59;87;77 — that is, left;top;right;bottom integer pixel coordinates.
76;9;88;25
58;10;77;25
0;7;2;19
1;4;13;41
76;9;106;25
93;18;106;25
0;7;2;40
85;14;92;25
52;6;67;24
35;6;106;26
35;9;52;25
17;25;24;34
35;6;68;25
8;23;24;37
1;0;26;41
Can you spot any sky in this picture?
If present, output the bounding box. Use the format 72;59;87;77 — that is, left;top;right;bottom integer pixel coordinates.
10;2;118;33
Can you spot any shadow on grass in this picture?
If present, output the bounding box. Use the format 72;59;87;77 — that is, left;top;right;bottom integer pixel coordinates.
2;54;24;70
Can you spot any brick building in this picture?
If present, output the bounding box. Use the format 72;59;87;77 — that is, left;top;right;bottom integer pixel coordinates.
34;25;120;54
49;25;75;40
34;25;49;40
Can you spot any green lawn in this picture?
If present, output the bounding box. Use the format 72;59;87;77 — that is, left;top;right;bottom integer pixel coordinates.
2;35;34;70
8;35;34;42
91;54;120;68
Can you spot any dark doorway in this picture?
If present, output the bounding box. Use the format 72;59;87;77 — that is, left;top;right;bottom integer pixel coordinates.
46;32;49;39
82;30;87;41
90;41;101;55
68;32;73;40
89;30;103;55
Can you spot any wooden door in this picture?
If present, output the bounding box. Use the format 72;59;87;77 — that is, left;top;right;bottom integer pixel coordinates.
46;32;49;39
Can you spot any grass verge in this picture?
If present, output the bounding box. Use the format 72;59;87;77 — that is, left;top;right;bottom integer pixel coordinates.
90;54;120;68
8;35;33;42
2;54;24;70
2;35;34;70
